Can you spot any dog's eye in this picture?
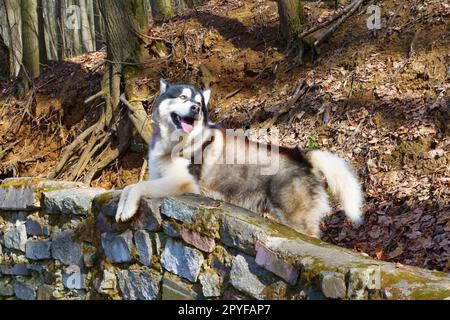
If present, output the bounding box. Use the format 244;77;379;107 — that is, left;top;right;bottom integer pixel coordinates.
179;95;187;100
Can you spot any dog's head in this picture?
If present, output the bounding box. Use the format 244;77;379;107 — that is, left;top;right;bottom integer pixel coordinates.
152;79;211;137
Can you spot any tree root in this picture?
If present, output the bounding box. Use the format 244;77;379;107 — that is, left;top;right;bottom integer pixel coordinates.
120;93;152;143
48;122;99;179
83;140;129;184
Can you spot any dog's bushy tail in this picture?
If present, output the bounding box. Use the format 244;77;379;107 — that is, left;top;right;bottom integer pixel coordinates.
308;150;364;226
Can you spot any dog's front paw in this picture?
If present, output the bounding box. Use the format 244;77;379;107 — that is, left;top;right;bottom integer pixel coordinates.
115;184;141;222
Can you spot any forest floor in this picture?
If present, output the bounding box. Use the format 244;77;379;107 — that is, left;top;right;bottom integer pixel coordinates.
0;0;449;272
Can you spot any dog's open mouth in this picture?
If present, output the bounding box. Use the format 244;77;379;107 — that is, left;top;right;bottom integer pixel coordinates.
171;113;195;134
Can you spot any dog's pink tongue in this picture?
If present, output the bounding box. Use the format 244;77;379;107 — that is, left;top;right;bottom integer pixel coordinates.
181;121;193;134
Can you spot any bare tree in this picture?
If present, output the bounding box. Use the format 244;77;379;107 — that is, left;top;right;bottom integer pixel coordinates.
3;0;22;77
79;0;93;52
17;0;40;96
56;0;65;60
37;0;48;66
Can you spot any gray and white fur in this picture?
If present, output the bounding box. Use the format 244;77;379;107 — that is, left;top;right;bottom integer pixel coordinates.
115;79;364;238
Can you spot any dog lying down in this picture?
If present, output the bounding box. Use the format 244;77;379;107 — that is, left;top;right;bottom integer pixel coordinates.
115;79;364;238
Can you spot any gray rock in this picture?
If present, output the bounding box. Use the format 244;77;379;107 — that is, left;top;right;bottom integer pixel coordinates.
0;264;30;276
3;222;27;252
117;269;161;300
43;188;106;215
14;280;37;300
92;190;121;217
134;230;153;266
62;265;86;290
101;231;133;263
51;230;83;266
161;197;199;224
135;197;163;231
230;253;277;299
151;233;168;255
0;178;82;211
320;271;346;299
161;240;204;283
161;274;199;300
0;278;14;297
26;240;52;260
25;216;49;236
162;221;180;238
221;215;267;255
199;271;221;298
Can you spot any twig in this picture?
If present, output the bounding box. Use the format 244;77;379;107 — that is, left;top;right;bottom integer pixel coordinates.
225;87;243;99
261;79;309;129
300;0;357;40
383;0;406;38
0;140;21;161
408;29;420;58
314;0;364;47
84;90;104;104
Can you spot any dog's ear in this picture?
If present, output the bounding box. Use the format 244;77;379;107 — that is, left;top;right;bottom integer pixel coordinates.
202;89;212;106
160;78;170;94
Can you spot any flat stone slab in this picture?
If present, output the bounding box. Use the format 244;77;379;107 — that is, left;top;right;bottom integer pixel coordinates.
3;222;27;252
0;178;83;211
165;195;450;300
51;230;83;266
161;273;199;300
118;269;161;300
161;239;204;283
43;188;106;215
26;240;52;260
14;280;37;300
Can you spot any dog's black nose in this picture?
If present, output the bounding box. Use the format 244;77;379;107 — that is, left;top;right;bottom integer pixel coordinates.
191;105;200;114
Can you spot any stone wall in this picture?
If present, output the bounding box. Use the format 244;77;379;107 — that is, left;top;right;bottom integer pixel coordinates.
1;178;449;300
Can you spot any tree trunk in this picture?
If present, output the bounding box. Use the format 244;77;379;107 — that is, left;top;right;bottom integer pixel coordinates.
37;0;48;66
87;0;95;50
18;0;40;96
56;0;65;60
69;0;82;56
149;0;174;24
92;0;102;50
79;0;93;52
183;0;205;8
3;0;22;77
0;34;9;78
277;0;304;43
44;0;58;60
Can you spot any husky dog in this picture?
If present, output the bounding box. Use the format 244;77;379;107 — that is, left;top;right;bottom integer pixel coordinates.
115;79;364;238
